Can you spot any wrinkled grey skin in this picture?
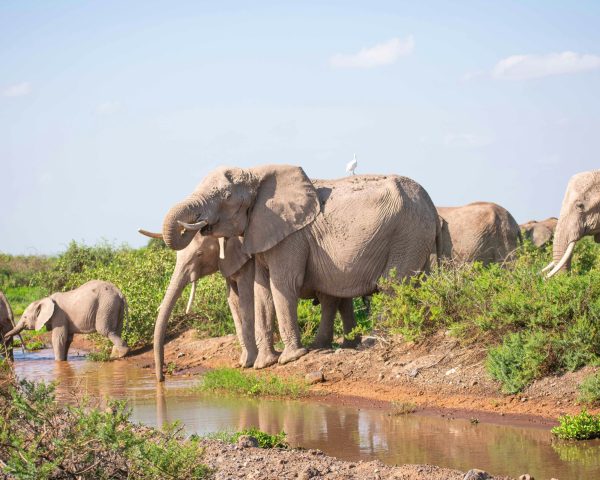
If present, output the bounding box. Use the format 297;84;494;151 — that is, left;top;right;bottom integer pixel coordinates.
4;280;129;361
437;202;522;265
520;217;558;248
161;165;438;368
140;230;357;381
0;291;15;359
546;170;600;277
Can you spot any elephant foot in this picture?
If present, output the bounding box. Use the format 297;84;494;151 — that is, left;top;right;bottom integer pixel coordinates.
278;346;308;365
110;345;130;359
310;337;333;350
238;349;258;369
341;335;361;349
254;350;280;369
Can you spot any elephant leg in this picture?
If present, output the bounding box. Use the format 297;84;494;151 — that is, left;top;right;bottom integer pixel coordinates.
236;260;258;368
65;334;74;356
269;278;307;365
311;294;339;349
52;326;69;361
339;298;360;348
109;331;130;359
253;262;279;369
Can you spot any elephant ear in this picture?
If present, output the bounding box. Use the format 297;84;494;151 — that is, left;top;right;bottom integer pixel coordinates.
242;165;320;254
34;298;55;331
219;237;252;277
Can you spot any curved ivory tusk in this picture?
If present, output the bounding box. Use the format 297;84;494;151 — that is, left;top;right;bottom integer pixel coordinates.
185;281;197;314
218;237;226;260
540;261;555;274
546;242;576;279
138;228;163;239
177;220;208;231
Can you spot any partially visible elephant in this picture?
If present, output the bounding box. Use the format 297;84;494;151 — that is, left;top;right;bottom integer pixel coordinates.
544;170;600;278
437;202;522;265
138;229;357;381
520;217;558;248
161;165;438;368
4;280;129;361
0;291;15;359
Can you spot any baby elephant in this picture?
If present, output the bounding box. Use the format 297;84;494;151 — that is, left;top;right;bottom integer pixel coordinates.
4;280;130;361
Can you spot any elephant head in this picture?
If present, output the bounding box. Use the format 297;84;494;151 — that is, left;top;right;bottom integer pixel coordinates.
138;229;251;381
544;170;600;278
161;165;320;255
4;298;55;340
521;217;558;248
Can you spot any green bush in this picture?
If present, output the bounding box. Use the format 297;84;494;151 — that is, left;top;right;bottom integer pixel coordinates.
371;238;600;392
207;428;288;449
198;367;307;398
552;409;600;440
578;371;600;405
0;371;210;479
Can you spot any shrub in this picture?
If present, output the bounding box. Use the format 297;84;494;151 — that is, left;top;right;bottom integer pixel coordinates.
552;409;600;440
198;367;307;398
207;428;288;449
0;369;210;479
578;371;600;405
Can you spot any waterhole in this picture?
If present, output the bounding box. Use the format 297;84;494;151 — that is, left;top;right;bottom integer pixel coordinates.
13;349;600;479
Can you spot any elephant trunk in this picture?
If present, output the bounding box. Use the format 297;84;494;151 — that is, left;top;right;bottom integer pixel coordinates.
154;266;190;382
162;195;208;251
547;215;580;278
4;320;26;341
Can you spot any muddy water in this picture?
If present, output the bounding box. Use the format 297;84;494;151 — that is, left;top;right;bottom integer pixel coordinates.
14;349;600;480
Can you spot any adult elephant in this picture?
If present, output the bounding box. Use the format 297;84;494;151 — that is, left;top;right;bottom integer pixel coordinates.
437;202;521;265
161;165;438;368
0;291;16;359
520;217;558;248
544;170;600;278
138;229;357;381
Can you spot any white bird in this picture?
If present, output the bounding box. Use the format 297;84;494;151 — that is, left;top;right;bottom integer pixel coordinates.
346;153;358;175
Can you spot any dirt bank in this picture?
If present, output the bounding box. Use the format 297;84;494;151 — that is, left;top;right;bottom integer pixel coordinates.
199;437;511;480
115;329;598;424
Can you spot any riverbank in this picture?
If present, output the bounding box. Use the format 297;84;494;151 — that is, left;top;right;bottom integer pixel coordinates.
114;329;599;424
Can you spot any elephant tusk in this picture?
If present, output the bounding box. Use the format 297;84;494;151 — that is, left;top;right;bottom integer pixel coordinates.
540;261;555;274
185;281;197;314
546;242;576;279
138;228;164;239
177;219;208;231
218;237;226;260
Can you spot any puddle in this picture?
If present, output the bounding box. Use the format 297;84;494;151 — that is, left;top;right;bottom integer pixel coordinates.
13;349;600;479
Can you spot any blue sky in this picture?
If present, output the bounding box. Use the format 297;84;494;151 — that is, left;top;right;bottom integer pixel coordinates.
1;1;599;254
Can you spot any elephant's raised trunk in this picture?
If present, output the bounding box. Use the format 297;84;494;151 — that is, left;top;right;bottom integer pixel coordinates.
162;195;208;251
154;267;190;382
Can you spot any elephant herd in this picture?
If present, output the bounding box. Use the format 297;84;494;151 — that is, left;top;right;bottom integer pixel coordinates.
2;166;598;384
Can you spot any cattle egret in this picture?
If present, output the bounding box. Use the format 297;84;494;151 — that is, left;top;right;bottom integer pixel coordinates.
346;153;358;175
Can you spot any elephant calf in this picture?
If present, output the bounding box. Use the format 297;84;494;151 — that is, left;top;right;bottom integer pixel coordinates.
4;280;130;361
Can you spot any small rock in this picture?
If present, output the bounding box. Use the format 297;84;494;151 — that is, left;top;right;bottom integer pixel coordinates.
445;368;457;376
378;372;385;381
518;475;534;480
299;466;320;480
471;380;478;386
521;397;528;403
463;469;492;480
236;435;259;448
305;371;325;385
408;368;419;378
177;352;185;358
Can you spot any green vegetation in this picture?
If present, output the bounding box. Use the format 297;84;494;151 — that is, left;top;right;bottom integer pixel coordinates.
552;409;600;440
578;371;600;405
206;427;288;449
372;239;600;393
198;367;307;398
0;363;210;479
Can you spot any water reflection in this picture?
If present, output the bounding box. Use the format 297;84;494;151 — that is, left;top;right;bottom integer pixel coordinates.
14;349;600;479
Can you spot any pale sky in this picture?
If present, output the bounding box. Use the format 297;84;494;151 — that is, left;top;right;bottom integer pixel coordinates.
1;1;599;254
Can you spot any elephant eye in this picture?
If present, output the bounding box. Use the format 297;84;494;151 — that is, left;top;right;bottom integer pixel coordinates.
576;202;585;212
